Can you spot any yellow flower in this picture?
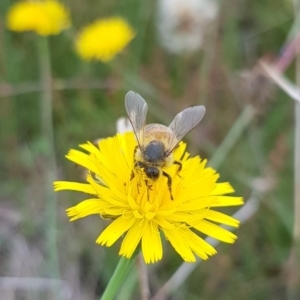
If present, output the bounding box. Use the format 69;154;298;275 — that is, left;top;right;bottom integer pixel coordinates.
54;132;243;264
6;0;70;36
75;17;135;62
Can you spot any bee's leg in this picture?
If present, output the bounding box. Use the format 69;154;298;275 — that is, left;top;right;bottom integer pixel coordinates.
133;145;138;155
144;180;154;201
130;162;138;181
145;180;150;201
130;171;135;181
173;160;182;171
173;160;182;178
130;146;139;181
133;161;147;195
162;171;174;200
137;181;140;194
145;180;153;190
135;176;143;195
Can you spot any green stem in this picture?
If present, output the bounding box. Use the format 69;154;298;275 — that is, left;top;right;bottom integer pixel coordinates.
37;36;60;280
289;100;300;299
101;253;139;300
296;75;300;224
287;2;300;299
287;2;300;296
209;105;255;169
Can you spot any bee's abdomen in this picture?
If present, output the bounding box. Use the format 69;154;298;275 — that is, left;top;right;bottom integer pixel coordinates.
143;141;165;164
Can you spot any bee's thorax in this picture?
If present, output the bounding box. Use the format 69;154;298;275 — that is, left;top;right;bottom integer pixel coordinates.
143;140;165;164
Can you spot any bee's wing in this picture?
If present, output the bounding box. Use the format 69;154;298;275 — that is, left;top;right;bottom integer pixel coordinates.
125;91;148;147
167;106;206;153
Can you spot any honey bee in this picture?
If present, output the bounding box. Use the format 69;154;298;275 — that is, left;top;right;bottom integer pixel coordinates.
125;91;206;200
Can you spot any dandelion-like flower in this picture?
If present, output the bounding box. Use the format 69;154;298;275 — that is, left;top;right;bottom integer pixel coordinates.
6;0;70;36
157;0;219;54
75;17;135;62
54;132;243;264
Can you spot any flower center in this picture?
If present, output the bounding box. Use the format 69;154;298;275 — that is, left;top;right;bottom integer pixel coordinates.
133;200;157;220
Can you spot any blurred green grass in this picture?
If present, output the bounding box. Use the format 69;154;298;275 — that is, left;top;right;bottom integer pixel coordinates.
0;0;296;299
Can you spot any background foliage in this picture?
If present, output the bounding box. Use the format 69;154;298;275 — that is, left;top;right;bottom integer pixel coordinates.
0;0;295;299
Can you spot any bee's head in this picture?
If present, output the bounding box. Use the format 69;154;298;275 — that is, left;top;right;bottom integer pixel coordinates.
145;166;160;180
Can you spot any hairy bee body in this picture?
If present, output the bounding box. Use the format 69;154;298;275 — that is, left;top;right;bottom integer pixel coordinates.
125;91;206;199
137;124;175;167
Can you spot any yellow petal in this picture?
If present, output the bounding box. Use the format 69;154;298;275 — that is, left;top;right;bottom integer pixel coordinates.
204;210;240;227
177;197;217;211
163;228;196;262
180;227;217;259
97;216;135;247
119;220;145;258
53;181;96;194
79;142;99;154
141;222;163;263
211;182;235;195
211;196;244;207
66;199;109;221
193;220;237;243
66;149;99;174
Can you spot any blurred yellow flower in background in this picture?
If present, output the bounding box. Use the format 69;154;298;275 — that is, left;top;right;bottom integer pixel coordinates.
6;0;70;36
54;132;243;264
75;17;136;62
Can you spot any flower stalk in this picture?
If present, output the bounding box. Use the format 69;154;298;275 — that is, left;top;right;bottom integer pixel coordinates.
286;1;300;298
37;35;60;280
290;92;300;300
288;23;300;300
101;253;139;300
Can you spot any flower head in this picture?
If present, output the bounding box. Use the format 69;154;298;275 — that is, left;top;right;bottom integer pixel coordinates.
157;0;219;54
6;0;70;36
54;132;243;264
75;17;136;62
